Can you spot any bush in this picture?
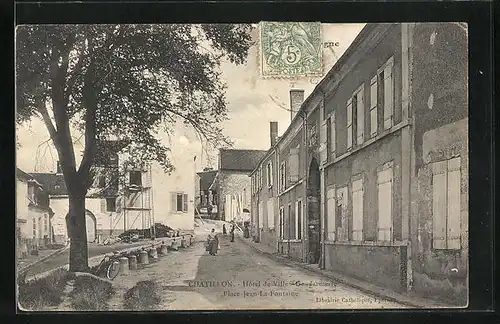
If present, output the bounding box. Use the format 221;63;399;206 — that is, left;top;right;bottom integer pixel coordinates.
18;268;70;310
123;280;161;310
70;276;115;311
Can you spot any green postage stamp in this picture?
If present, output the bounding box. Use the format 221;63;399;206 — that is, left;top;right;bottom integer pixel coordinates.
260;22;322;77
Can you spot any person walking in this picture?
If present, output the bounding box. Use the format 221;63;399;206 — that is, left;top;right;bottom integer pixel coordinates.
230;224;235;242
222;224;227;235
207;228;219;256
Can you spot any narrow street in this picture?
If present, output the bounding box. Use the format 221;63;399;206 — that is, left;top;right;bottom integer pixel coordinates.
149;234;408;310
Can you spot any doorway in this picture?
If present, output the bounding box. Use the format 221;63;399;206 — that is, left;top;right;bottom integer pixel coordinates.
307;158;321;264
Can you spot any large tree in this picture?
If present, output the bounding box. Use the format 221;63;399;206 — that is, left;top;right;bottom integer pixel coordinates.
16;24;252;271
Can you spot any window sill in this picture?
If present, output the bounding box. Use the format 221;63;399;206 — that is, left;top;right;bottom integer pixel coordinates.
324;240;408;247
323;118;410;169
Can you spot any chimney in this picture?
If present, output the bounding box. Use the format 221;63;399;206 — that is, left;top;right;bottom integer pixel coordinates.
290;89;305;121
270;122;278;147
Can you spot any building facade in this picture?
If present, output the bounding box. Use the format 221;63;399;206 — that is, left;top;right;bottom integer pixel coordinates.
216;149;267;222
196;168;218;219
16;168;54;257
250;23;468;304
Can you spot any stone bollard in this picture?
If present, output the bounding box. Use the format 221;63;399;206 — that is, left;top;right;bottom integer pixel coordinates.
128;255;138;270
119;257;130;275
180;236;186;248
139;250;149;264
160;244;169;255
148;247;158;261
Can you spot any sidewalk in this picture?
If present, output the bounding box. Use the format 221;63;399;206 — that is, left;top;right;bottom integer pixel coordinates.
237;235;452;309
18;244;70;274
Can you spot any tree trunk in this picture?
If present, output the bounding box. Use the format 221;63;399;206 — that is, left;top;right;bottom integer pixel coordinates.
67;191;89;272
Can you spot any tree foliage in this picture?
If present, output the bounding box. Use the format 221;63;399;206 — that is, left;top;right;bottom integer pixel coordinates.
16;23;252;271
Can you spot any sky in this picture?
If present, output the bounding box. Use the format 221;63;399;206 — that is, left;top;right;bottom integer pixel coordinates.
16;23;366;174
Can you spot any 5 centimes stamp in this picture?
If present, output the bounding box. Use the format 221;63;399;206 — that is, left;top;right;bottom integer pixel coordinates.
260;22;322;77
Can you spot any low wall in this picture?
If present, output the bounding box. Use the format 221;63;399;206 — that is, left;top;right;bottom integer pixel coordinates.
324;242;408;292
277;241;304;262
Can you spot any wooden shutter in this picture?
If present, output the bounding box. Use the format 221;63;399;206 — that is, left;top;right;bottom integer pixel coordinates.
447;157;461;249
356;89;365;144
383;58;394;130
432;161;447;249
267;199;274;229
183;193;188;212
327;188;336;241
289;149;299;183
279;208;284;238
320;119;328;164
171;193;177;213
377;168;393;241
370;75;378;137
330;112;336;157
352;179;364;241
346;99;353;149
294;201;299;239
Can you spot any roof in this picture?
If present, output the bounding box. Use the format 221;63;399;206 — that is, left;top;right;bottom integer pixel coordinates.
197;170;218;191
219;149;268;172
30;173;68;196
16;168;33;181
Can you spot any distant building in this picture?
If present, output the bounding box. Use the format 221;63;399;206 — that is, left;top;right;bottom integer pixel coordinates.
214;149;267;222
196;168;218;219
16;168;54;258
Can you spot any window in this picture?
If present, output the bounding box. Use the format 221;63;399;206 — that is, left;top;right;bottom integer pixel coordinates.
432;157;462;249
295;200;302;240
329;112;336;158
326;188;336;241
129;171;142;186
44;215;48;233
279;161;286;192
32;218;36;238
346;99;353;149
267;162;273;187
320;119;328;164
382;57;394;130
258;201;264;229
172;193;189;213
377;166;393;241
336;187;348;241
279;207;284;239
309;124;317;147
98;175;106;188
289;148;299;184
106;198;117;212
267;199;274;229
288;204;293;239
355;86;365;145
352;178;364;241
370;75;378;137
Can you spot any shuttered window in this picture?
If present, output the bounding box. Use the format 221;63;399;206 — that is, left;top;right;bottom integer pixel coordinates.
279;207;284;239
296;200;302;240
377;167;393;241
320;119;328;164
258;201;264;229
383;58;394;130
267;162;273;187
352;178;364;241
327;188;336;241
267;199;274;229
356;87;365;145
330;112;336;158
279;162;286;192
432;157;462;249
370;75;378;137
346;99;353;149
289;148;299;183
171;192;188;213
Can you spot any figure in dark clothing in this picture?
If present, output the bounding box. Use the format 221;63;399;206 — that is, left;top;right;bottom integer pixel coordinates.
222;224;227;235
230;225;235;242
